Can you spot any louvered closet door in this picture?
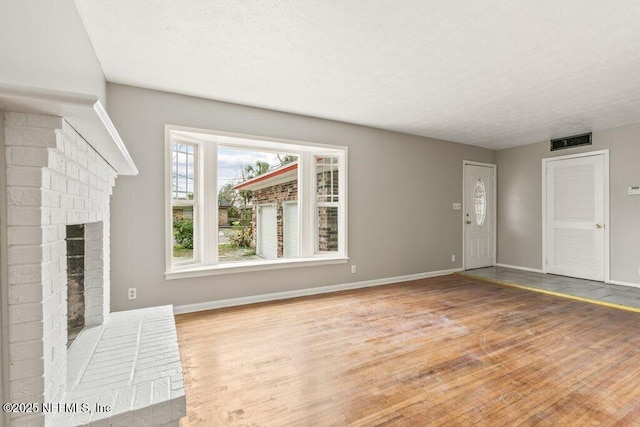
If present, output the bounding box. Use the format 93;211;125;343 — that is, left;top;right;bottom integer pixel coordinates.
546;154;605;281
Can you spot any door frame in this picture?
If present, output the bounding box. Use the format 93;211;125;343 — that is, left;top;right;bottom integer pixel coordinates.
541;149;610;282
462;160;497;270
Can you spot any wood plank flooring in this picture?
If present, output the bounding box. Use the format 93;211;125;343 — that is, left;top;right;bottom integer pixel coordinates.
175;274;640;426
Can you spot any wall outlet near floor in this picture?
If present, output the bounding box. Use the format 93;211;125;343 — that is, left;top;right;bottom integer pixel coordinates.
128;288;137;300
351;265;357;274
452;255;456;262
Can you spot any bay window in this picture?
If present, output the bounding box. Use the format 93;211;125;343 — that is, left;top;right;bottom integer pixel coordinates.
165;126;348;278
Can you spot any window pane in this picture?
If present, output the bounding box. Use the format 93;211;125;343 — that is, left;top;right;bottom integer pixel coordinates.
219;147;299;263
316;156;339;203
172;142;196;200
172;206;194;262
317;206;338;252
474;179;486;226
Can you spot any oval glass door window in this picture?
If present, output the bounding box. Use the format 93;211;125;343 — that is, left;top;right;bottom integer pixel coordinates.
474;179;486;226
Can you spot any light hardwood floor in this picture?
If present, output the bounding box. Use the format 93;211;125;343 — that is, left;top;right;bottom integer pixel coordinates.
175;274;640;426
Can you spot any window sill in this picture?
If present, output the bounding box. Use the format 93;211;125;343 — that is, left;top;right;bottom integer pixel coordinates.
165;256;349;280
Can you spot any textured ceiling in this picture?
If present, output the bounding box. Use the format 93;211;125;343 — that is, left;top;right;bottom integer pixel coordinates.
75;0;640;149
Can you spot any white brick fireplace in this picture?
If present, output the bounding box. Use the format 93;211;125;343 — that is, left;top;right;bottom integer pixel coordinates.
1;88;185;426
4;112;115;424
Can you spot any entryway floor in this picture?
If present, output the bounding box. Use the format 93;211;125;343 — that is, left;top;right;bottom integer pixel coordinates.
459;266;640;311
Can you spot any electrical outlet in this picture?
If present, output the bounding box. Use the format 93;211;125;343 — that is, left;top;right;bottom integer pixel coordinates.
452;255;456;262
351;265;357;274
452;203;461;210
128;288;137;300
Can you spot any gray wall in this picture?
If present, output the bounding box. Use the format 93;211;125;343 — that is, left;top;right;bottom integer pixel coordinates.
107;83;495;311
0;0;106;103
497;123;640;284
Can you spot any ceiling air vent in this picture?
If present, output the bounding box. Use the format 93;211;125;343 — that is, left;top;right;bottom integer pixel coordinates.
550;132;592;151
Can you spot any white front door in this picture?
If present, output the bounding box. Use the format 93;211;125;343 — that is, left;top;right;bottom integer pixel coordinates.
258;206;277;259
464;163;496;270
283;202;299;258
545;154;606;281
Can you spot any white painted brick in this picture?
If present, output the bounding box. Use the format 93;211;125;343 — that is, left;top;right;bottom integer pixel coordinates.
9;322;44;343
10;242;44;265
42;279;52;298
61;119;78;141
5;127;58;148
8;284;43;305
77;140;89;154
85;315;104;326
87;148;98;162
50;273;66;294
84;287;105;299
25;113;63;129
47;150;66;174
5;111;120;415
67;396;100;426
10;375;45;400
43;225;62;243
64;137;79;162
49;172;67;192
89;187;100;201
7;206;43;226
9;146;49;167
67;210;81;224
78;151;89;169
74;197;85;210
7;187;42;207
8;264;42;284
4;111;28;124
49;208;66;225
86;250;104;262
41;189;60;208
85;258;104;270
6;166;45;187
8;226;44;245
57;256;66;276
9;339;44;365
67;162;80;181
86;297;105;313
10;358;44;380
9;413;45;427
59;197;74;213
79;182;90;199
41;261;58;281
42;315;53;338
40;208;51;226
51;240;66;258
78;211;89;224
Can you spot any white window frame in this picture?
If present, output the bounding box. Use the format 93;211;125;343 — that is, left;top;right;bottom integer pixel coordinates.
165;125;348;279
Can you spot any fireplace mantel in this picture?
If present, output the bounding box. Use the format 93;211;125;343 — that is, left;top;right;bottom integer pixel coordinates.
0;83;138;176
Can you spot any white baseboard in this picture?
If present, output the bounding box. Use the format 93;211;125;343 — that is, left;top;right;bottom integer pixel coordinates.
606;279;640;289
173;268;463;315
495;263;544;273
